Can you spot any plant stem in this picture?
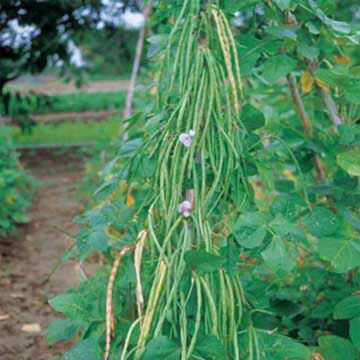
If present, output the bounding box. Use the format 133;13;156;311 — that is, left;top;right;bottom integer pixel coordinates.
287;74;325;183
309;61;342;127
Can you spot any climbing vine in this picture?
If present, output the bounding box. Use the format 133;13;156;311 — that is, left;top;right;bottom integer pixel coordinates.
49;1;360;359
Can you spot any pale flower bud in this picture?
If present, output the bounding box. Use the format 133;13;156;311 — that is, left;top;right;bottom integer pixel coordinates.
178;200;192;217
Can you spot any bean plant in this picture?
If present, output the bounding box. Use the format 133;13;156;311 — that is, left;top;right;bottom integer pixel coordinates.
49;1;360;359
0;129;34;238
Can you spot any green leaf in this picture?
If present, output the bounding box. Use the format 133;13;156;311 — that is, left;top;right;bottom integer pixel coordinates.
264;25;297;40
234;226;266;249
89;229;108;252
298;45;319;61
318;237;360;273
49;292;89;321
334;295;360;319
62;339;102;360
147;34;169;58
261;55;297;84
219;242;240;276
344;84;360;105
272;0;291;10
302;207;339;237
350;317;360;350
241;105;266;131
239;329;312;359
47;320;78;344
337;151;360;176
143;336;180;360
234;213;266;249
194;334;226;359
261;236;296;273
317;335;358;360
309;0;351;34
184;250;226;274
270;195;297;222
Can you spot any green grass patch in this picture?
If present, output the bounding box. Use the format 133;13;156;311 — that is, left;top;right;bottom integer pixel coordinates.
7;91;126;115
10;119;121;147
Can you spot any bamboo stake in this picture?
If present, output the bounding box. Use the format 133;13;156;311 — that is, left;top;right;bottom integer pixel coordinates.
123;3;152;122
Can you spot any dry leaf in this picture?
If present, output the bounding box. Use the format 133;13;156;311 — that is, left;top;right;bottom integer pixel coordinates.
0;314;10;321
315;77;330;93
21;323;42;333
301;71;314;93
333;55;351;64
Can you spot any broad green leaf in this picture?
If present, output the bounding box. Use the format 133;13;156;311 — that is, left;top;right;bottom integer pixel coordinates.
49;293;89;321
350;317;360;350
257;165;274;192
261;236;296;273
143;336;180;360
334;295;360;319
270;195;297;222
235;226;266;249
302;207;339;237
270;214;305;241
337;151;360;176
309;0;351;34
194;334;226;359
89;229;108;252
318;237;360;273
305;21;320;35
62;339;102;360
239;329;312;359
219;242;240;276
344;84;360;105
235;212;265;227
241;105;266;131
147;34;169;58
184;250;226;274
264;25;297;40
261;55;297;84
47;320;77;344
298;45;319;61
272;0;291;10
317;335;358;360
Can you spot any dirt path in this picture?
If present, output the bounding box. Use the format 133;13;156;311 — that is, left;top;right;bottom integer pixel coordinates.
0;150;89;360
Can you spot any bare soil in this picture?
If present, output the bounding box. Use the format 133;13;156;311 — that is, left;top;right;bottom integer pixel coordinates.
0;150;90;360
31;110;117;124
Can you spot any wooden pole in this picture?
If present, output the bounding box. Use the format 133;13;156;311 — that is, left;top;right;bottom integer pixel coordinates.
123;3;152;121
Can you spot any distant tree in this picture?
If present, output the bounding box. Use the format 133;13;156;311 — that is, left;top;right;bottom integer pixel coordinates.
0;0;104;97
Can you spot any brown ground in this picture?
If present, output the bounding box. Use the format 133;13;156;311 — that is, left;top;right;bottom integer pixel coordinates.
0;150;91;360
31;110;117;125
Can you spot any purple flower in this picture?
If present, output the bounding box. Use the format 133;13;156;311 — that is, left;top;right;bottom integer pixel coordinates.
189;129;195;137
179;133;192;147
178;200;192;217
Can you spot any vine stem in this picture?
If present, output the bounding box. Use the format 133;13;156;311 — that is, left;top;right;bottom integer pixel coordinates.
287;73;325;183
309;61;342;127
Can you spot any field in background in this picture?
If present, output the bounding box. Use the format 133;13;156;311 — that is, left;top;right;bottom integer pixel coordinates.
5;76;133;147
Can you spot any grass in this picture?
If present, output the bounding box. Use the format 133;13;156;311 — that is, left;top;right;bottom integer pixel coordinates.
7;91;127;115
10;119;121;147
